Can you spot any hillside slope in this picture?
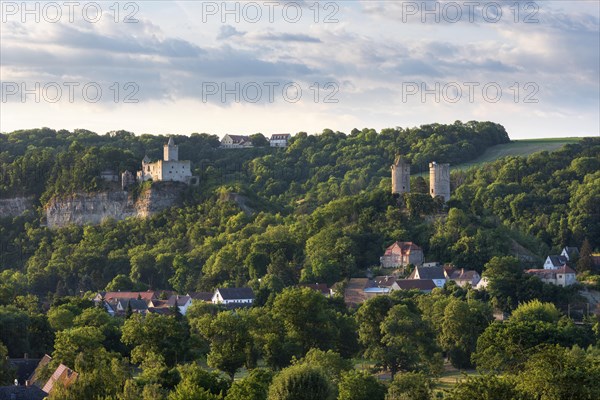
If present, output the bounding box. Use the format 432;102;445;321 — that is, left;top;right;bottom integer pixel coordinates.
453;138;583;170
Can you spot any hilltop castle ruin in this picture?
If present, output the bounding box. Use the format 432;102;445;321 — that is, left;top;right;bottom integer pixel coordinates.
391;157;451;202
119;138;197;190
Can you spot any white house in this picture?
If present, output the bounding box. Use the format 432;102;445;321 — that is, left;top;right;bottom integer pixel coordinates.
212;287;255;305
167;295;192;315
445;268;481;287
220;134;253;148
543;255;568;270
525;265;577;287
561;247;579;261
270;133;291;147
409;266;446;287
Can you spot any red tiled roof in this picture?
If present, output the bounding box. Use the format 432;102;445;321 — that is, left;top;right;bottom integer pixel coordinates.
42;364;78;393
384;241;422;256
101;291;157;301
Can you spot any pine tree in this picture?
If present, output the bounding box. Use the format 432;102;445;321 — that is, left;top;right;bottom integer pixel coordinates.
577;238;594;273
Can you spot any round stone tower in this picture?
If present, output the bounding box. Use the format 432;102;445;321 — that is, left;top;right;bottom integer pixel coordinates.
429;161;450;202
164;137;179;161
391;155;411;195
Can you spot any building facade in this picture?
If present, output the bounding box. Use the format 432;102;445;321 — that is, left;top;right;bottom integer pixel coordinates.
380;241;424;268
220;134;253;148
270;133;291;147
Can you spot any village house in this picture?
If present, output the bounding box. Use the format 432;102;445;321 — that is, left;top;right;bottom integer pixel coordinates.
212;287;255;306
166;295;192;315
561;246;580;261
220;134;253;148
5;354;80;398
409;265;446;287
445;267;481;287
525;265;577;287
380;241;424;269
270;133;292;147
543;255;569;269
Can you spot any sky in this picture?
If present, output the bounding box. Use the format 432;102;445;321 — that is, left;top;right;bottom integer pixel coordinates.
1;0;599;139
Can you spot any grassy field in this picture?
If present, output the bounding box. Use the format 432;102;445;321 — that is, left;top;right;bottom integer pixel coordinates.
452;137;582;171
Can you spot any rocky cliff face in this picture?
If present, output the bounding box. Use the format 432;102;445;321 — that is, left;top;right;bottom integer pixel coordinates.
45;182;185;228
0;196;34;218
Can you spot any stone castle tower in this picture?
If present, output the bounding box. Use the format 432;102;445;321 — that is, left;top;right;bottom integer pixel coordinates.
164;137;178;161
429;162;450;202
391;155;411;195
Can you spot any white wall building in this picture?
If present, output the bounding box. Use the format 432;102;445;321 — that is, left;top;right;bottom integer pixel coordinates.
270;133;291;147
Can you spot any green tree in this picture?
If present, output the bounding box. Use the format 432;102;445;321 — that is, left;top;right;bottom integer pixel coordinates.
0;341;15;385
293;348;352;384
225;369;273;400
337;370;386;400
385;372;432;400
379;304;440;378
440;298;492;368
268;364;335;400
577;238;594;273
52;326;105;368
197;310;254;380
517;345;600;400
121;313;190;367
445;374;529;400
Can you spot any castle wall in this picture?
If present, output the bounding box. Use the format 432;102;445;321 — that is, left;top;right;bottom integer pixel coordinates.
161;160;191;183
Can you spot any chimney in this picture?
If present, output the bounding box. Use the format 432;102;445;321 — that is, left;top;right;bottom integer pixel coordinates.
24;353;28;359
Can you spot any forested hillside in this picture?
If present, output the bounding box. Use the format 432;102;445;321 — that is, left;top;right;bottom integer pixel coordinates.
1;124;598;299
1;123;599;400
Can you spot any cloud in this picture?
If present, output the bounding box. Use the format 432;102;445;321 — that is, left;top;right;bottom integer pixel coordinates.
251;32;322;43
217;25;245;40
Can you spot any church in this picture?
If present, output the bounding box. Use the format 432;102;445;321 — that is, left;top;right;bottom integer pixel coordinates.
136;137;193;183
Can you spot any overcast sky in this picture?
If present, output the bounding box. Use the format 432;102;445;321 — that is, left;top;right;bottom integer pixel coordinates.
1;0;599;139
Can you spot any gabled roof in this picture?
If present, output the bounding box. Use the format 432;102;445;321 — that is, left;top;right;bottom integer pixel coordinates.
223;134;251;144
188;292;213;302
412;266;445;280
142;155;151;163
28;355;52;388
9;357;41;385
447;268;480;281
167;295;191;307
100;291;157;302
215;287;255;300
563;246;579;253
299;283;330;295
116;298;148;311
556;265;577;274
0;386;47;400
395;279;436;291
547;255;568;267
42;364;78;394
384;241;422;256
270;133;291;140
373;276;398;288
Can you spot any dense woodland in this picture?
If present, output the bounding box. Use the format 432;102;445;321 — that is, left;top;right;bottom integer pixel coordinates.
1;123;599;399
